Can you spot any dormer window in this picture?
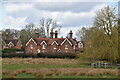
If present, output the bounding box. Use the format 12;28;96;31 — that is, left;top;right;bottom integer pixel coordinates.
10;45;12;48
65;45;68;49
78;42;83;48
42;45;45;49
53;44;57;49
30;45;33;49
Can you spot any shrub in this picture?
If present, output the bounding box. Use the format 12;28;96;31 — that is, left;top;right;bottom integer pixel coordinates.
2;53;37;58
37;52;76;58
2;48;22;53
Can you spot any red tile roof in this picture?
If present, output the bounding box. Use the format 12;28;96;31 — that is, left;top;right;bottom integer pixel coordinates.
33;38;76;45
3;39;19;46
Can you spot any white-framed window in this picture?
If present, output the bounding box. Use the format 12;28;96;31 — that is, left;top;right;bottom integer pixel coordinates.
37;49;41;53
65;45;68;49
10;45;12;48
58;49;61;52
42;45;45;49
65;51;68;53
53;44;57;49
30;50;33;53
30;45;33;49
78;42;83;48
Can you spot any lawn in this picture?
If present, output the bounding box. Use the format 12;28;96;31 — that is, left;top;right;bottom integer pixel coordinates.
3;64;90;70
2;58;119;78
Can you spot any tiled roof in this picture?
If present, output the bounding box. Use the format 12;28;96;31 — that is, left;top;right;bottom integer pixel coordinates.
33;38;76;45
3;39;19;46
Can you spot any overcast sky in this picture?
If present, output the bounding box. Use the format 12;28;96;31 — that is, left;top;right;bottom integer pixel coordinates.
0;1;118;38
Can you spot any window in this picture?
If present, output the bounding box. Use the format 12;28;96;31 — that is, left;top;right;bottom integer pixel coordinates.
10;45;12;48
65;45;68;49
53;44;57;49
30;50;33;53
78;42;83;48
37;49;41;53
58;49;61;52
65;51;68;53
30;45;33;49
42;45;45;49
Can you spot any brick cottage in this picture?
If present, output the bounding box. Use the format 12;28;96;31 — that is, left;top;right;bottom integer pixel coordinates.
25;30;84;54
2;39;22;49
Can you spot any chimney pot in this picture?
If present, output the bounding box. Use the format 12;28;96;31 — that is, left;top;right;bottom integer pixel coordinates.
69;30;73;38
55;30;58;38
50;30;54;38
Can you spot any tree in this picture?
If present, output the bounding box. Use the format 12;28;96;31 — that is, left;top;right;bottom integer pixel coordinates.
93;6;118;63
93;6;117;38
79;6;118;63
2;29;20;39
76;27;86;41
39;18;61;38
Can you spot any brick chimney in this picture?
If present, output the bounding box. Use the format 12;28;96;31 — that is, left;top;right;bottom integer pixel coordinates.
69;30;73;38
55;30;58;38
50;30;54;38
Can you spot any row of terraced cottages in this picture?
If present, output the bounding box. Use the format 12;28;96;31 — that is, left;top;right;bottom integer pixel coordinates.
2;30;84;54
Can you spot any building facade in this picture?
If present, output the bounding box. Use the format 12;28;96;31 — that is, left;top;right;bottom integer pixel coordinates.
25;30;84;54
2;39;22;49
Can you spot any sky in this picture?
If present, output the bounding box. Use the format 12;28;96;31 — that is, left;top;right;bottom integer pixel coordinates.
0;0;119;38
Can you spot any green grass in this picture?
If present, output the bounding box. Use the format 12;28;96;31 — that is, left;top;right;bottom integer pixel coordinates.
2;74;8;78
3;64;118;70
16;73;36;78
2;64;90;70
2;73;36;78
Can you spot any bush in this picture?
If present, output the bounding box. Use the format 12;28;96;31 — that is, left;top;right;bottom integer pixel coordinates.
2;53;37;58
37;52;76;58
2;48;22;53
2;52;77;58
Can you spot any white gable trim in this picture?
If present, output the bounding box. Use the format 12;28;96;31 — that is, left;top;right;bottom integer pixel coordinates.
78;41;83;48
40;41;47;45
51;41;58;45
60;38;72;46
26;38;37;46
8;42;14;46
78;41;83;45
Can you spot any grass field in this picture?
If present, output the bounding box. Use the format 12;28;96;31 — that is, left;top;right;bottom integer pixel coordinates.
2;58;119;78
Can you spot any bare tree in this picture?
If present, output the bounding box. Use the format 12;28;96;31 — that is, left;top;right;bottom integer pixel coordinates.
39;18;61;38
76;27;86;41
94;6;117;38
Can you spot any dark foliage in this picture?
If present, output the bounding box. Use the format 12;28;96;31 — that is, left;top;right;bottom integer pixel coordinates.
2;52;77;58
2;48;22;53
37;52;76;58
2;53;37;58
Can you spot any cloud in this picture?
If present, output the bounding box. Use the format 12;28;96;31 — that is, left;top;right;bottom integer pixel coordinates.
1;2;109;36
5;3;33;13
34;2;102;12
3;16;27;30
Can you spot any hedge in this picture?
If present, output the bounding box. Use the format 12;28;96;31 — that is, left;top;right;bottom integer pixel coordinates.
2;48;22;53
2;53;36;58
2;52;77;58
37;52;76;58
